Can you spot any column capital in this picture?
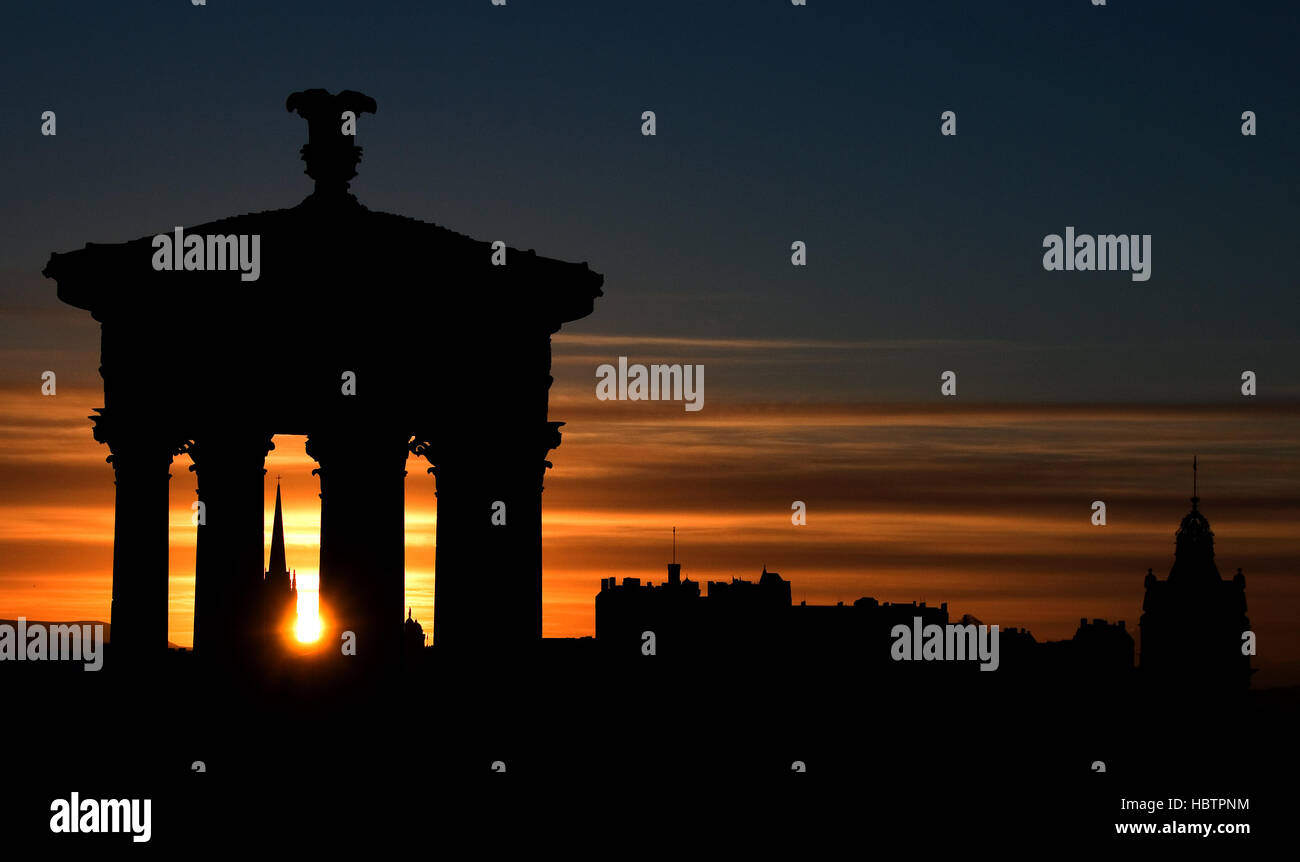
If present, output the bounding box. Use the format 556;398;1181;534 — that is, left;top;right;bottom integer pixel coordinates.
183;431;276;471
89;407;188;465
183;429;276;457
411;421;564;474
307;429;411;480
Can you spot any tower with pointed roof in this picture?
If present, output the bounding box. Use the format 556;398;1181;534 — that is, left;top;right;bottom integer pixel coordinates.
1139;459;1253;690
264;480;297;645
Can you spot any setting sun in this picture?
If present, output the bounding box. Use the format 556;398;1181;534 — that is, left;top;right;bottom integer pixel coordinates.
295;610;322;644
293;584;323;644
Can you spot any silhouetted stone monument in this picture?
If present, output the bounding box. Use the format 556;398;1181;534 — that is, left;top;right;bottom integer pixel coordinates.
42;89;603;667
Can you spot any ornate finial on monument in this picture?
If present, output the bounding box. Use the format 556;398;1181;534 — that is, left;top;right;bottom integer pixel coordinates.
285;89;378;197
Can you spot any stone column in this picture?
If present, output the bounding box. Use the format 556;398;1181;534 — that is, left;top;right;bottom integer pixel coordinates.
307;429;408;664
188;432;275;660
416;421;560;654
411;324;562;656
91;408;181;663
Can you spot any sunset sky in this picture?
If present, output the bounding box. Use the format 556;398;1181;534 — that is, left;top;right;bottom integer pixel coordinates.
3;366;1297;683
2;2;1297;683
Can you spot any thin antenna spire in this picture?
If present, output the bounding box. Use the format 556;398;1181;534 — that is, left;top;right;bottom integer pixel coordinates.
1193;455;1198;499
672;526;676;564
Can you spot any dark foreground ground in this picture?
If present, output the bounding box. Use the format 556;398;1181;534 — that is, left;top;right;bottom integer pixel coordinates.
1;644;1290;850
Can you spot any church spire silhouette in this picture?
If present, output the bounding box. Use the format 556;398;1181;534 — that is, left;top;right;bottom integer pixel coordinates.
268;479;288;587
258;479;297;652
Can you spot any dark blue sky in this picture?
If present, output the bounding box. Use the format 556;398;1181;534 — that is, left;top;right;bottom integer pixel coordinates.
3;0;1297;401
